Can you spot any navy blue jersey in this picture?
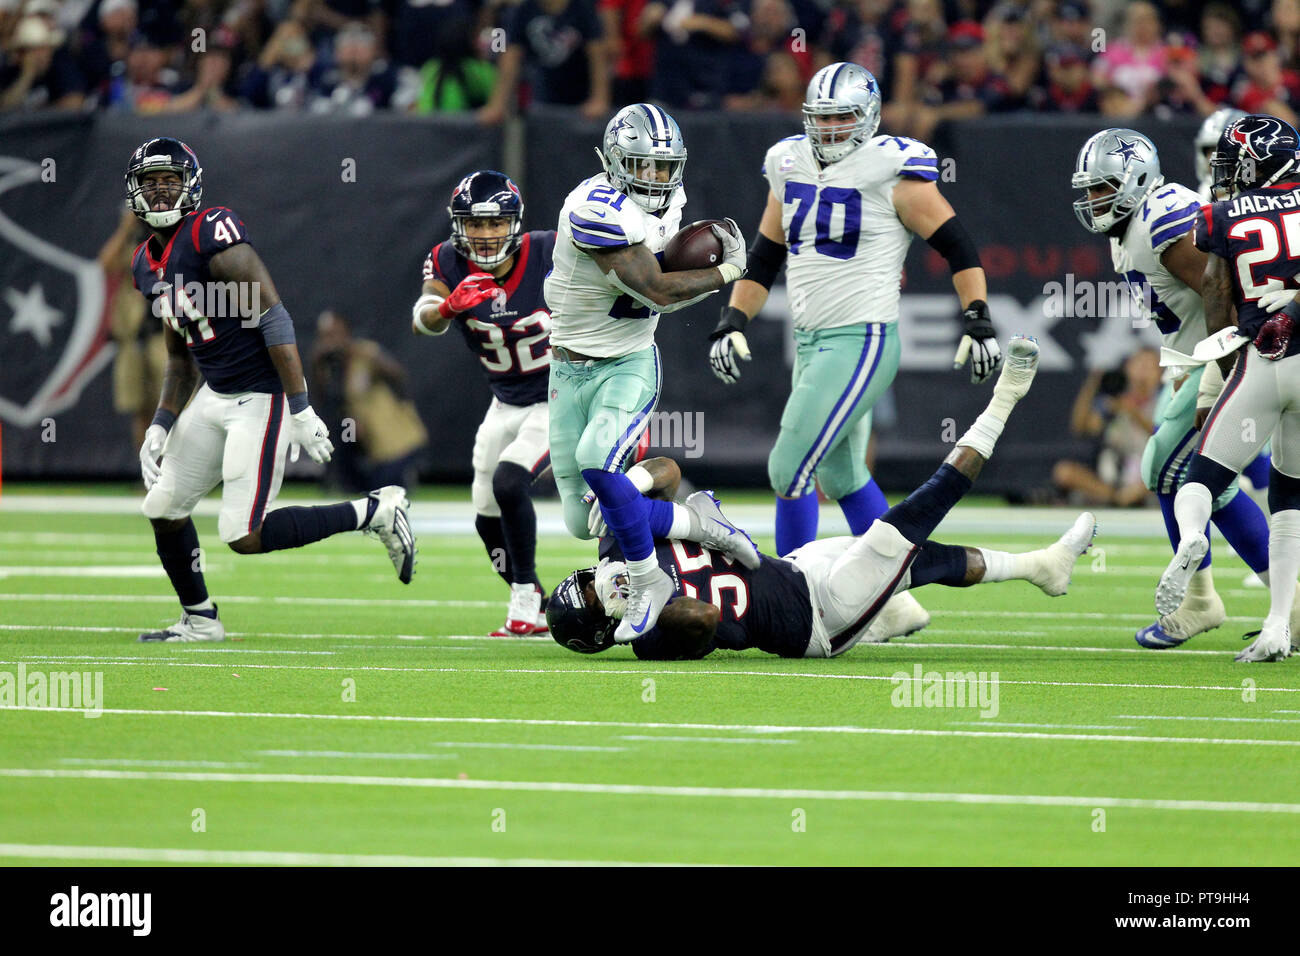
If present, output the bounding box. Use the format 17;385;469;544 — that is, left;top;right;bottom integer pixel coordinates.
617;538;815;659
1195;183;1300;357
423;230;555;406
131;206;280;394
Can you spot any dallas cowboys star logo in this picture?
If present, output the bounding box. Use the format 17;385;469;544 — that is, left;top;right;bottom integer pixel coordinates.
1107;136;1143;168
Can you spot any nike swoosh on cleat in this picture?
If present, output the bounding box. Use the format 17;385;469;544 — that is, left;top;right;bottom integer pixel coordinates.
628;605;652;634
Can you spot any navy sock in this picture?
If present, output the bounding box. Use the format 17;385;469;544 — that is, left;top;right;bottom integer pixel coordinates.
1244;451;1272;489
475;514;512;585
908;541;970;588
646;499;676;538
153;518;209;608
493;462;540;587
583;468;653;562
258;503;358;553
775;494;819;556
881;463;973;544
838;478;888;535
1211;488;1271;574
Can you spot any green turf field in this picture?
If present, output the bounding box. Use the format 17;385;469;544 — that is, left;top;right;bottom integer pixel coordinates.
2;486;1299;866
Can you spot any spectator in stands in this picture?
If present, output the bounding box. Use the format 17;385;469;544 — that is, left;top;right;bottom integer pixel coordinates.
984;4;1039;108
78;0;135;105
908;21;1011;140
478;0;608;122
1152;42;1215;118
1198;3;1243;105
1050;348;1160;508
308;311;429;494
1233;30;1300;124
1031;42;1099;112
1045;0;1094;58
888;0;946;110
598;0;656;104
1091;1;1166;117
726;0;812;106
308;20;395;113
1275;0;1300;69
642;0;748;110
292;0;386;50
0;14;85;110
115;31;181;113
242;17;320;109
820;0;895;91
403;16;496;113
388;0;481;70
168;24;239;112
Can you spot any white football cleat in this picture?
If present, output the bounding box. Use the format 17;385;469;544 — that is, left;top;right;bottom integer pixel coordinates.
1135;587;1226;649
364;485;416;584
503;582;543;635
1155;531;1209;617
1235;621;1293;663
684;490;761;570
139;608;225;643
863;591;930;643
992;334;1040;404
614;567;675;643
1027;511;1097;597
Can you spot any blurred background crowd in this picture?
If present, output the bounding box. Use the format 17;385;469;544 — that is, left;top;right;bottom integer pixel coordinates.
1;0;1299;127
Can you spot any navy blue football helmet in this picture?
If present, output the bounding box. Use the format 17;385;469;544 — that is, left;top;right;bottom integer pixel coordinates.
448;170;524;268
1211;114;1300;199
125;137;203;229
546;568;617;654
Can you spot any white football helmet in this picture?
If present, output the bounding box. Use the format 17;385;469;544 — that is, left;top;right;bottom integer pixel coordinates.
1195;107;1246;186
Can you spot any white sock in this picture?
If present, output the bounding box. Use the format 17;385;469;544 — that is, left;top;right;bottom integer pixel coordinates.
627;555;659;587
626;464;654;494
352;498;371;528
977;548;1036;582
1267;510;1300;627
668;503;693;539
1173;483;1213;544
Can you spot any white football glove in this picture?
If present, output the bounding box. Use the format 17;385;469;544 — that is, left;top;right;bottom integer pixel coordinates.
712;218;747;284
1258;285;1298;314
953;299;1002;384
138;423;168;490
709;331;751;384
289;406;334;464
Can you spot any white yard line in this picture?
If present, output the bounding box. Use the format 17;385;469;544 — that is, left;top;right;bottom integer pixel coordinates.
0;593;498;607
0;768;1295;814
0;843;694;866
260;743;628;757
1117;714;1300;725
58;758;256;768
4;707;1300;746
615;735;796;745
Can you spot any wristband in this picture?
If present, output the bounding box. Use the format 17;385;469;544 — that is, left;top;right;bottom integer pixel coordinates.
287;392;309;415
151;408;177;432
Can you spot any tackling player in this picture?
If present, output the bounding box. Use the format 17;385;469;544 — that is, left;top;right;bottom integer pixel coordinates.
128;138;415;642
412;170;555;636
548;337;1097;659
1161;114;1300;662
707;63;1002;573
1071;127;1273;649
544;103;748;642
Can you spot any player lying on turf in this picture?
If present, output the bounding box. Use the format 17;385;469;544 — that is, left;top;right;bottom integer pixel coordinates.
127;137;416;642
547;336;1097;659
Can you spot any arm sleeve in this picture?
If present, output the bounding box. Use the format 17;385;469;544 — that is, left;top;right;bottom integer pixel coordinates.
893;137;939;182
1193;204;1225;257
1149;187;1202;254
194;207;251;260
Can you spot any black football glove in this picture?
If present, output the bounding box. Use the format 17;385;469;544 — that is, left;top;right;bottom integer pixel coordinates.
953;299;1002;384
709;306;752;384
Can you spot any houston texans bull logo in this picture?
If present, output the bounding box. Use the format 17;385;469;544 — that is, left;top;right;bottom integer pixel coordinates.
0;156;109;427
1228;116;1293;161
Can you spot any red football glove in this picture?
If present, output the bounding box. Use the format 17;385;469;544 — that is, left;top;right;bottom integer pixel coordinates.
439;272;500;318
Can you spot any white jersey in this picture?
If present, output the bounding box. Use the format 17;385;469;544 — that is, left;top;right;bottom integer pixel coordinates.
761;133;939;330
1110;182;1206;362
545;172;685;358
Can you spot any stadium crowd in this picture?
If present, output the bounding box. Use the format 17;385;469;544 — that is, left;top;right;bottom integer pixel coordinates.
1;1;1298;123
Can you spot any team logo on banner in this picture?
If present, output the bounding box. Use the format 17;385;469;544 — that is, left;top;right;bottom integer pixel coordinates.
0;156;110;427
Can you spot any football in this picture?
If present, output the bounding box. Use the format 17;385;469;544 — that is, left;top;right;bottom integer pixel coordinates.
662;219;726;271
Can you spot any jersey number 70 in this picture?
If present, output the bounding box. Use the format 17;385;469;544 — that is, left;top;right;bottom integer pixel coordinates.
784;183;861;260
